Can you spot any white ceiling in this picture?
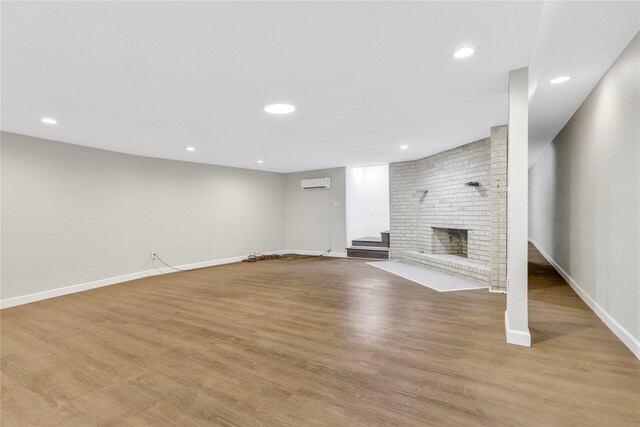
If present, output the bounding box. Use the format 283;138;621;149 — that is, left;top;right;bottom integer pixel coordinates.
528;1;639;167
1;1;638;173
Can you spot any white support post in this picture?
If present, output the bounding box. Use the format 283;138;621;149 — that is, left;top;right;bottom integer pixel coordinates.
505;67;531;347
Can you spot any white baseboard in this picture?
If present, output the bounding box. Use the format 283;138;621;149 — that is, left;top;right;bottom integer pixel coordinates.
1;270;153;309
0;254;252;309
505;310;532;347
529;239;640;360
0;249;348;310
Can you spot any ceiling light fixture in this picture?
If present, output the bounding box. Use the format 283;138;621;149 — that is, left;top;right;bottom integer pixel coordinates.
550;76;570;84
400;145;409;150
41;117;57;125
264;103;296;115
185;146;196;151
453;47;475;59
257;160;264;164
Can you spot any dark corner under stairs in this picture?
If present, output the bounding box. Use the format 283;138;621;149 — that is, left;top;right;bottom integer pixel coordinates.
347;231;390;260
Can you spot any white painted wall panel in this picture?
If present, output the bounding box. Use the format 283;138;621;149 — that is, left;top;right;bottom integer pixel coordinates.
346;165;390;246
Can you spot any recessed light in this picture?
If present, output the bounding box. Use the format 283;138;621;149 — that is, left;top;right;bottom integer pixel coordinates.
257;160;264;164
264;103;296;115
400;145;408;150
41;117;57;125
453;47;475;59
185;146;196;151
550;76;570;84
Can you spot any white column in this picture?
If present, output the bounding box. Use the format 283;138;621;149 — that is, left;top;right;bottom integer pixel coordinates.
505;67;531;347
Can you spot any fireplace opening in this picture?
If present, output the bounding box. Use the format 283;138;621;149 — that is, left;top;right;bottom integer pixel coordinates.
432;227;468;258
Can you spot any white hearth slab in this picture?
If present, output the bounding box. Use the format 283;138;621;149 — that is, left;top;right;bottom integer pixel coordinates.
366;260;489;292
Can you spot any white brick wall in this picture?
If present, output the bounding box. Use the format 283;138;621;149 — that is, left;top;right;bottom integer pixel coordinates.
490;125;508;291
390;128;507;289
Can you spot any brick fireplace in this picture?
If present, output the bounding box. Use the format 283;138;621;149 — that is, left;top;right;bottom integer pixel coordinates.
389;125;507;291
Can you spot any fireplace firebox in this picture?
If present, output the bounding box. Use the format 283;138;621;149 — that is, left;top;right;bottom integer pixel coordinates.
432;227;468;258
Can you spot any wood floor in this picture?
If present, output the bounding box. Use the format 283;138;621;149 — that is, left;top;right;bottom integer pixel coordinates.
2;244;639;426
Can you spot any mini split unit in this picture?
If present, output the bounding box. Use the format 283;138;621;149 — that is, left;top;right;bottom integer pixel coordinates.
300;177;331;190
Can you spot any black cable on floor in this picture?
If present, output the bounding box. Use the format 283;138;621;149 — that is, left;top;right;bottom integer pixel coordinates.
154;254;187;271
242;250;331;263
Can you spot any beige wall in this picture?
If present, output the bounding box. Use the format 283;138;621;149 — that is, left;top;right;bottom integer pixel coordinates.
528;33;639;356
1;132;286;301
284;167;347;255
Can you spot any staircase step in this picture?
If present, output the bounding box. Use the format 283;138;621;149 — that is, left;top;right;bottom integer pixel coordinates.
380;231;390;246
352;237;385;247
347;246;390;260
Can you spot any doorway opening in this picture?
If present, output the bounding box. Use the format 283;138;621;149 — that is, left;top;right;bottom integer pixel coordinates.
346;165;391;259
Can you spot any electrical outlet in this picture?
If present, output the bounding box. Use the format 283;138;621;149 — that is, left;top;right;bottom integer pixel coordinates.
151;252;157;260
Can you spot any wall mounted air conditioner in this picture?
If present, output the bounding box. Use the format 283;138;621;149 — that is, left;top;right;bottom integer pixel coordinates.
301;177;331;190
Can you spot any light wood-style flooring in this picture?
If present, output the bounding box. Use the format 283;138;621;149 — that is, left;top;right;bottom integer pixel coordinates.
1;244;639;426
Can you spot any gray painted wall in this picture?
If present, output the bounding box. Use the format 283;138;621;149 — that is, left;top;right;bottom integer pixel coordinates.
1;132;286;300
528;33;639;351
284;168;347;255
1;132;349;303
